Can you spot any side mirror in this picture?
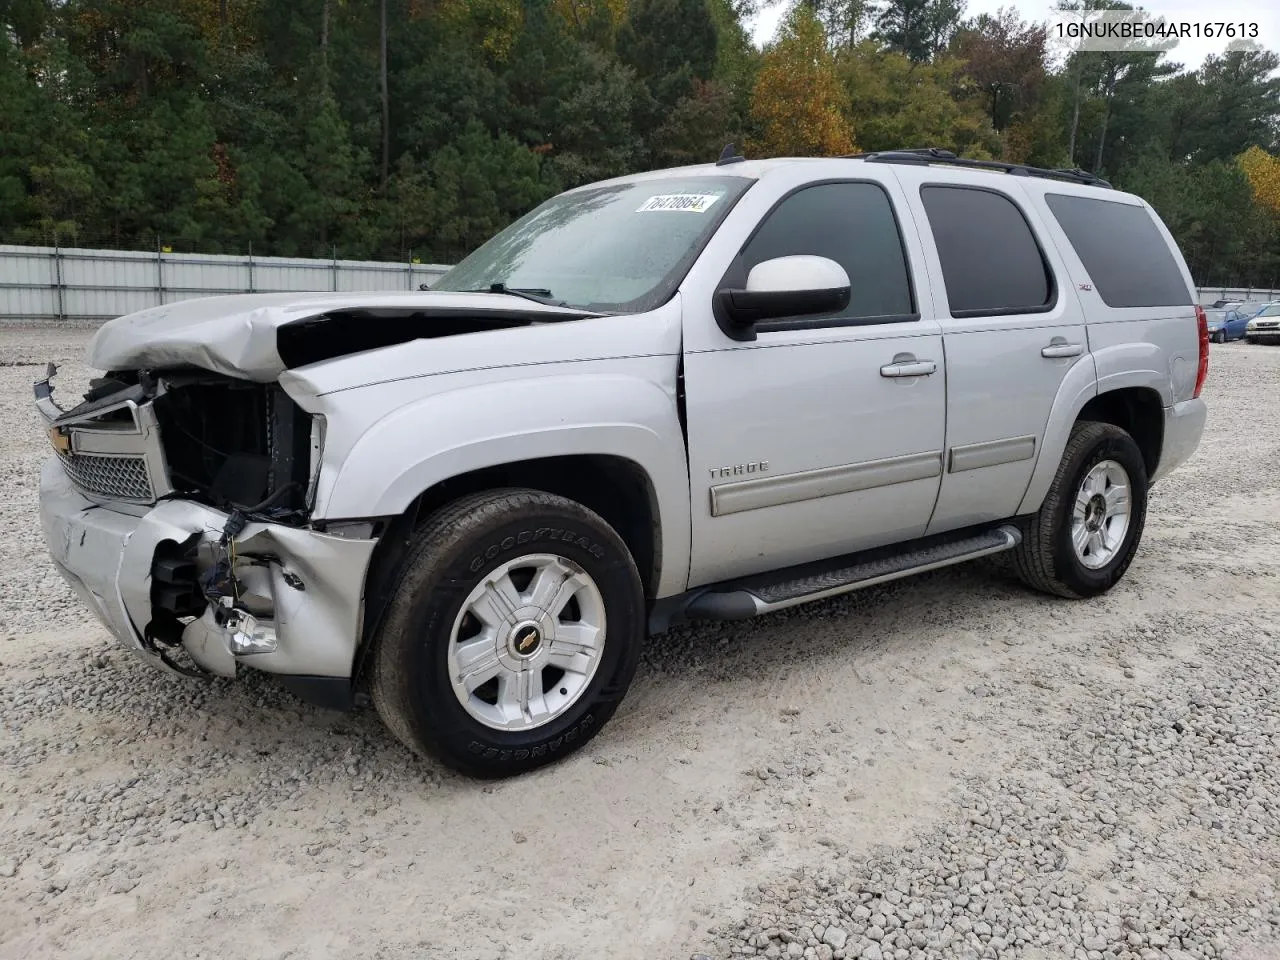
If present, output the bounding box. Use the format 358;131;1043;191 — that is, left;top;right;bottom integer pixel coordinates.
715;255;851;340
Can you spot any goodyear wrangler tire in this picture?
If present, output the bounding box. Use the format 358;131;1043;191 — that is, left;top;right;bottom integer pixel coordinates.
371;488;644;777
1012;420;1148;600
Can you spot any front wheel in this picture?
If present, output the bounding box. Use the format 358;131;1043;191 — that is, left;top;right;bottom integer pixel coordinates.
1213;330;1226;343
1012;421;1149;599
371;489;645;777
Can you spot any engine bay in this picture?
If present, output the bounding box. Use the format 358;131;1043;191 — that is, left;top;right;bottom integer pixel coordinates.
150;373;316;519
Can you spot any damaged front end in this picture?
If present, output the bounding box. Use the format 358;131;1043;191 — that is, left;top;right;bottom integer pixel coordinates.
35;364;375;702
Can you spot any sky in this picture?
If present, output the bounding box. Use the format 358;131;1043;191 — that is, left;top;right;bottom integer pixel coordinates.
748;0;1280;70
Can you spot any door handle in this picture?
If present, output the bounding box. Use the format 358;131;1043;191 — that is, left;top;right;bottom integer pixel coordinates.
1041;340;1084;359
880;355;937;378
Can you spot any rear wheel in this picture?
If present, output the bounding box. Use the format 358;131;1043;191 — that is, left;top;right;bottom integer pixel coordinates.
371;489;645;777
1012;421;1148;599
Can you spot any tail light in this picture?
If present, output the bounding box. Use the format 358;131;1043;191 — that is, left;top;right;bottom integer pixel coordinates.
1194;305;1209;399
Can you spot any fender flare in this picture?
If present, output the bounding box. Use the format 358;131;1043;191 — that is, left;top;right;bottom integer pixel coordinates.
1015;356;1098;516
1016;349;1172;516
318;373;691;598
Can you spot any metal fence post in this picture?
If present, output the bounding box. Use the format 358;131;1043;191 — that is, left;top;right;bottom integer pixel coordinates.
407;251;413;290
332;244;338;292
247;241;255;294
52;242;65;322
156;238;164;308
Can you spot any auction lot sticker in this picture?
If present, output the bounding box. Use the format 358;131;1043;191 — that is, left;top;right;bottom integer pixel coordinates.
636;194;721;213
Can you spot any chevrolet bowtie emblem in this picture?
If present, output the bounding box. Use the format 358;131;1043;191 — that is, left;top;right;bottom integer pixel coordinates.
47;426;72;455
516;629;539;652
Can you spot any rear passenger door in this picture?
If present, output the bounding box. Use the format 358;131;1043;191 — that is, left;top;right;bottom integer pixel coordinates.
890;168;1090;534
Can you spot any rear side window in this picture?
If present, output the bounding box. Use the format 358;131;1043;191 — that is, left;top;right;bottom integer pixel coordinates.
920;185;1053;317
1044;194;1191;308
738;181;915;322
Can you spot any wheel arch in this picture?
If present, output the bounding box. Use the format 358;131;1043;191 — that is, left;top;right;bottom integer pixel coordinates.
1017;359;1167;517
1073;386;1164;480
351;454;667;689
410;454;661;593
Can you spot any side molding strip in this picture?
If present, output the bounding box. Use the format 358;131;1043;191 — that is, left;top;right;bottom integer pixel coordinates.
948;435;1036;474
710;450;942;517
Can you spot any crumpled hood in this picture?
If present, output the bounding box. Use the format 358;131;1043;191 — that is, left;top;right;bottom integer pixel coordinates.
86;291;594;381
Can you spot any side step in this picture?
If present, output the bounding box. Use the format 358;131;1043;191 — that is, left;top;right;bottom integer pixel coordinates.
682;524;1022;621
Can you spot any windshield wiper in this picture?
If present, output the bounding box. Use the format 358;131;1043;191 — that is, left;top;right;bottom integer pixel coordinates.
471;283;567;307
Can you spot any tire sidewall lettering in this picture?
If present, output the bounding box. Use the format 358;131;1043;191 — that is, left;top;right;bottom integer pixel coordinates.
462;714;597;767
468;526;609;573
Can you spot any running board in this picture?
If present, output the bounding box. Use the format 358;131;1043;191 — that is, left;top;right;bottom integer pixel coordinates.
681;524;1022;621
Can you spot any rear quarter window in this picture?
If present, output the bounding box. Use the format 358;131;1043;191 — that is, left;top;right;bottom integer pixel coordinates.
1044;194;1192;308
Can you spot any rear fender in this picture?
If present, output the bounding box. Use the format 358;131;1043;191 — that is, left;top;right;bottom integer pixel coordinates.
1016;354;1098;515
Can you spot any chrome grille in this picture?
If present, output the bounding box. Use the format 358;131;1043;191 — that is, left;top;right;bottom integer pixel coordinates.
57;452;154;502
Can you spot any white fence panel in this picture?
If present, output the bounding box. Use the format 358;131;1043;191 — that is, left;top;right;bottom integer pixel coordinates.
7;241;1274;323
1197;287;1280;305
0;244;452;322
163;254;244;295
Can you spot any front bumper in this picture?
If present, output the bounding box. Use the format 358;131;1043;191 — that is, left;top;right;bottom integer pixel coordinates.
39;458;377;681
1151;397;1207;484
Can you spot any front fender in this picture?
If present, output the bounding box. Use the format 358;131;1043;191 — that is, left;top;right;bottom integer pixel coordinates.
318;373;691;598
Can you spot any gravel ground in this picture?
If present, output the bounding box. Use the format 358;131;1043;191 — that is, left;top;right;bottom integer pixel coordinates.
1;330;1278;960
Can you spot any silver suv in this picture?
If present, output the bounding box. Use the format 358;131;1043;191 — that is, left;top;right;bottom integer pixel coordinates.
35;148;1208;776
1245;303;1280;343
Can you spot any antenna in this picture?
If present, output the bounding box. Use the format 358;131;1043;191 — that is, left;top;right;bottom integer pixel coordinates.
716;143;746;166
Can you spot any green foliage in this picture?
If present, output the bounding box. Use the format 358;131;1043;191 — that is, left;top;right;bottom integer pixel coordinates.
0;0;1276;285
873;0;964;64
802;0;873;50
1114;155;1265;285
951;10;1045;134
838;41;998;157
1165;50;1280;163
617;0;719;155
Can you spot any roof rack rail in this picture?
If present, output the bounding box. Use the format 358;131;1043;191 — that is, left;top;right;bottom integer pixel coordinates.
844;147;1113;189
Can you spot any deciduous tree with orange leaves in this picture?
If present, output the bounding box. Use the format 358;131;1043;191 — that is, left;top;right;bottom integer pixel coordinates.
1239;146;1280;215
748;7;855;158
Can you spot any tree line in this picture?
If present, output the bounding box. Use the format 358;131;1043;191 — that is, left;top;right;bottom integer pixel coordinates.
1;0;1278;286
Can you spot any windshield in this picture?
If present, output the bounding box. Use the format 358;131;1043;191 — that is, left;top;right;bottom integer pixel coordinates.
432;176;753;313
1261;305;1280;317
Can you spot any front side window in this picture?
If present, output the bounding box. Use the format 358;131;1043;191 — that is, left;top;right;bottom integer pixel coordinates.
726;181;915;323
920;185;1054;317
432;176;753;313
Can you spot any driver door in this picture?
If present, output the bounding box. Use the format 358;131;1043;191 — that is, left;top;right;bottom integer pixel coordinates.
681;177;946;587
